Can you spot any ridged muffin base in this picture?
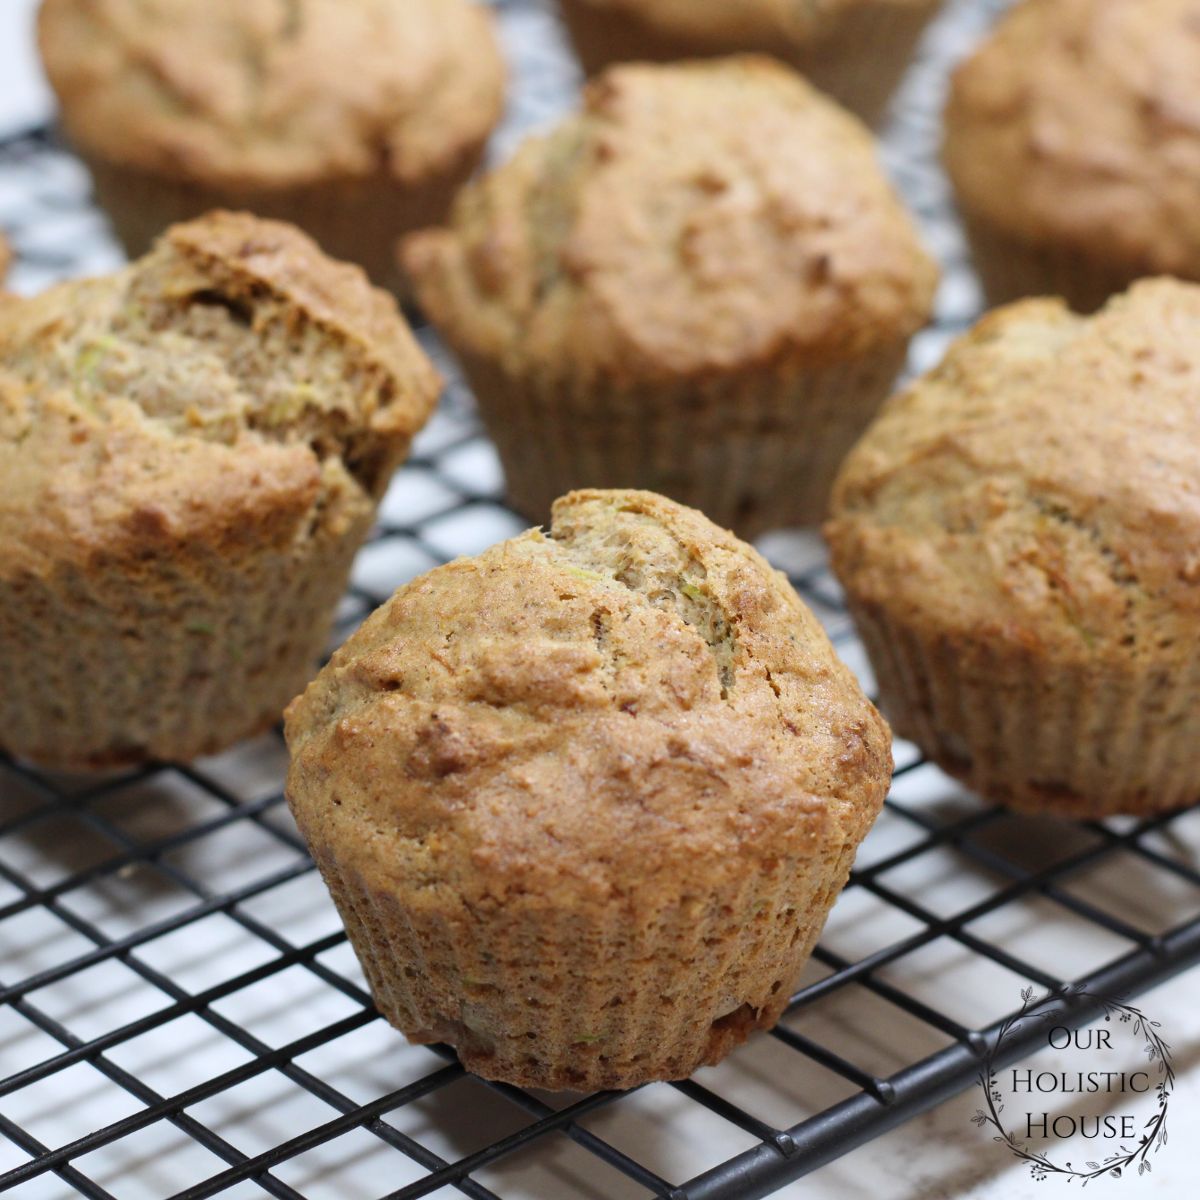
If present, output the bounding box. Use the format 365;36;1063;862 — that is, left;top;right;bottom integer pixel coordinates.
0;490;375;771
960;214;1161;315
849;598;1200;818
463;347;909;539
84;153;487;293
559;0;943;126
310;836;863;1092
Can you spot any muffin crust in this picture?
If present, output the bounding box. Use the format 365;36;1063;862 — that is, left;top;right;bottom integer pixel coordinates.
39;0;504;190
407;56;935;383
945;0;1200;294
404;57;936;531
287;489;891;1089
828;280;1200;815
38;0;507;277
0;211;440;767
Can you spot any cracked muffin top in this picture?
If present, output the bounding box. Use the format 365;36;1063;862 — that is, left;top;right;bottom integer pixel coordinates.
38;0;506;189
0;210;440;577
285;489;892;904
566;0;935;45
944;0;1200;275
827;279;1200;665
402;57;937;382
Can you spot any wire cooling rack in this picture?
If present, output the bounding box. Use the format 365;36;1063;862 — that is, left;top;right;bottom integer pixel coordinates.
3;2;1200;1197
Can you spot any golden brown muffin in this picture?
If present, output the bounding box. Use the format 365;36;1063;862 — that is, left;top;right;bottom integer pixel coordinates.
286;489;892;1091
403;57;937;537
0;211;440;769
944;0;1200;313
0;235;10;285
827;280;1200;819
558;0;943;126
38;0;506;287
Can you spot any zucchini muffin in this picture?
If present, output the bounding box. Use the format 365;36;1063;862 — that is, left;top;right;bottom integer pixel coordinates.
403;57;937;537
286;489;892;1090
0;211;440;769
827;279;1200;818
559;0;944;126
945;0;1200;313
38;0;506;286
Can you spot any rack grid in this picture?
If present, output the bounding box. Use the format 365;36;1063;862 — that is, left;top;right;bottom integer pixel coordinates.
3;2;1200;1198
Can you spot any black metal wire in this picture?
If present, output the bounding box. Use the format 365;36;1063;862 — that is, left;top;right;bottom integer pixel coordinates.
3;2;1200;1197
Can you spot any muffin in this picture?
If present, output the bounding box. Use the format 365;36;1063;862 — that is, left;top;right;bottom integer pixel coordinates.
945;0;1200;313
558;0;944;126
0;235;10;285
827;279;1200;819
403;57;938;537
0;211;440;769
38;0;506;287
285;489;892;1090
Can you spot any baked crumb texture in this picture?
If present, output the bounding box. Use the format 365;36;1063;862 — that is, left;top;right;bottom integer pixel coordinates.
828;279;1200;818
38;0;507;283
285;489;892;1091
945;0;1200;312
403;57;937;536
558;0;944;126
0;210;440;768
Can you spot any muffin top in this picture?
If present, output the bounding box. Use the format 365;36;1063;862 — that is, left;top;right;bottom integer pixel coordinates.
944;0;1200;274
286;489;891;906
38;0;506;189
403;57;937;383
0;211;440;578
827;279;1200;668
567;0;933;45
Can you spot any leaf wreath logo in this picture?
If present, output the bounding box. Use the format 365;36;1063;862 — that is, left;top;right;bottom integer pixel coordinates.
971;985;1174;1185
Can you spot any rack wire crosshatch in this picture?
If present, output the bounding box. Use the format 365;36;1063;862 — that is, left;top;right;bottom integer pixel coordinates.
2;2;1200;1198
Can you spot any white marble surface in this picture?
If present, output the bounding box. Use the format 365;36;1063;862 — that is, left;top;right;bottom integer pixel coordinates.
793;970;1198;1200
0;2;1197;1197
